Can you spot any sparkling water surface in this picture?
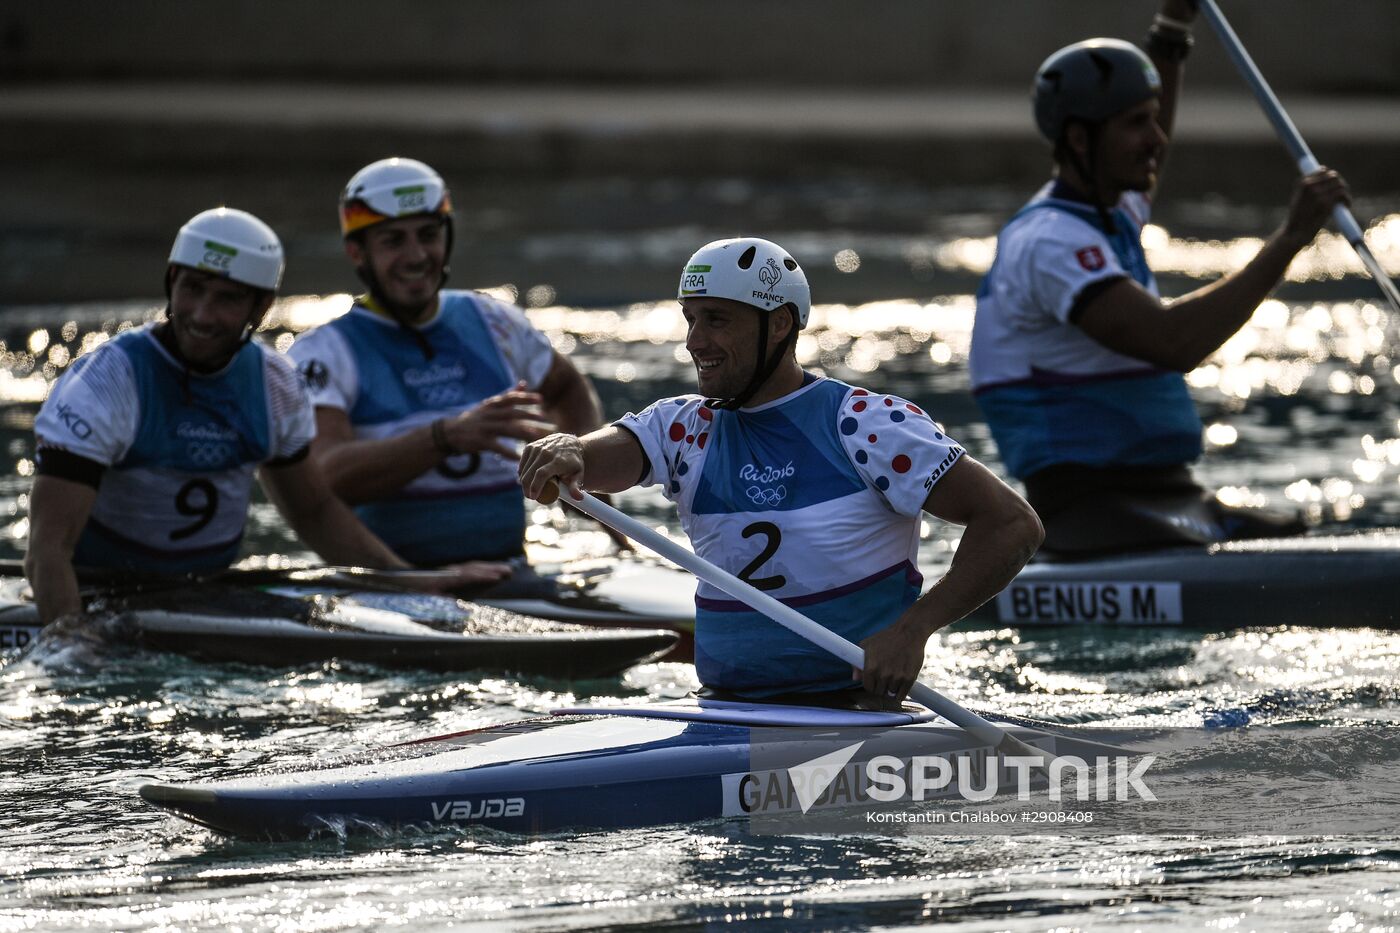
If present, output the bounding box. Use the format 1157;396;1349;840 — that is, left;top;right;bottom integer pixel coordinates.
3;194;1400;931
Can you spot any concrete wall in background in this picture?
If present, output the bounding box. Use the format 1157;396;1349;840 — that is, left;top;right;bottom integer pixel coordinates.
2;0;1396;94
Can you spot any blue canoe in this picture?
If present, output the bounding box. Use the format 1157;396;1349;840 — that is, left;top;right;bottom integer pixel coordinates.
138;698;1127;839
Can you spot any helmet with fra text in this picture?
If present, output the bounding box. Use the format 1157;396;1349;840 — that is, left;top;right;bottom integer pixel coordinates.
168;207;284;292
677;237;811;328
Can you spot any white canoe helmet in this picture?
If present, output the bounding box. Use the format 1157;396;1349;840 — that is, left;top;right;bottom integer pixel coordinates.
678;237;811;409
168;207;284;292
678;237;811;328
339;157;453;237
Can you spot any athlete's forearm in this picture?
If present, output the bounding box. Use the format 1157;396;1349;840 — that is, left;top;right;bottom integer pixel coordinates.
539;357;605;437
545;382;604;438
25;475;97;625
1166;226;1311;368
912;504;1043;634
518;427;645;501
25;550;82;626
282;493;411;570
1147;0;1195;143
313;427;446;504
260;460;413;570
857;504;1039;700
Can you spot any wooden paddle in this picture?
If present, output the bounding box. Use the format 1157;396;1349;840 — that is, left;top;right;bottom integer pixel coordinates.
1199;0;1400;315
539;483;1055;763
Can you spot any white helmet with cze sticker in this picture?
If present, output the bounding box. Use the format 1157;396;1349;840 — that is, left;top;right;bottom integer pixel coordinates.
168;207;284;292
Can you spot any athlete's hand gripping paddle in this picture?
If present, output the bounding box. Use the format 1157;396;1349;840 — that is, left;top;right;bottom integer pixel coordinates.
541;482;1052;763
1199;0;1400;316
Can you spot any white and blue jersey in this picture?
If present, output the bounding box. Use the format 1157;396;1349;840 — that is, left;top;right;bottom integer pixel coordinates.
34;325;315;574
618;375;964;698
288;290;556;564
970;183;1202;480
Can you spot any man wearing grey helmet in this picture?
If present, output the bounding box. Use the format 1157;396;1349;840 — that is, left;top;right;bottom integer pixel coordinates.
25;208;505;626
519;237;1042;705
970;1;1351;556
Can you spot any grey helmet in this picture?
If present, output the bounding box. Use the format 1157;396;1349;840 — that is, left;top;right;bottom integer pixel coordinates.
1032;38;1162;143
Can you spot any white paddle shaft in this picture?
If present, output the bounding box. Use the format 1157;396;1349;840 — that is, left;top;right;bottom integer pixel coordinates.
562;490;1045;759
1199;0;1400;314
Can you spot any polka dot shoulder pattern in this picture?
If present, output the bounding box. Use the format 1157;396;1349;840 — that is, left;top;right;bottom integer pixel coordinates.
842;388;944;501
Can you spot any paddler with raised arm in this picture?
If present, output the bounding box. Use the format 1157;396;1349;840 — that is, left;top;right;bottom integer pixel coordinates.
970;0;1352;556
518;237;1043;705
25;208;508;626
287;157;621;568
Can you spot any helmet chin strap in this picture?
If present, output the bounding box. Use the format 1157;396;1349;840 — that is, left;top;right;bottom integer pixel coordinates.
1065;123;1117;235
351;217;454;359
711;308;797;411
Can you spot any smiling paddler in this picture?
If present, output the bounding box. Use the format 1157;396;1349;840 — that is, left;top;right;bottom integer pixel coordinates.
519;236;1043;706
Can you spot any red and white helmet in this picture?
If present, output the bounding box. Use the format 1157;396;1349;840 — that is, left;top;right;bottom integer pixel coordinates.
339;157;453;237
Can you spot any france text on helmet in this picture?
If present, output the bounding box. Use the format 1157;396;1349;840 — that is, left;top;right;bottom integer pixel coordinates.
168;208;284;292
677;237;812;327
339;157;453;236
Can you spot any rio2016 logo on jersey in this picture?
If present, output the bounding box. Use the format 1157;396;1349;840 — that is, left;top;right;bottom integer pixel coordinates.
404;362;468;407
740;461;794;508
177;421;238;468
739;461;795;485
176;422;239;443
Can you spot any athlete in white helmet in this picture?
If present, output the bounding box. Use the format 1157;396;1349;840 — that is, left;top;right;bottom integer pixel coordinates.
518;237;1042;705
288;157;614;565
25;208;507;625
970;0;1351;556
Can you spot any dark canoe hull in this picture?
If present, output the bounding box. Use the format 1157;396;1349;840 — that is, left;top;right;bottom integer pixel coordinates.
963;531;1400;629
137;699;1123;839
471;557;697;657
128;611;678;677
0;553;700;649
0;584;677;677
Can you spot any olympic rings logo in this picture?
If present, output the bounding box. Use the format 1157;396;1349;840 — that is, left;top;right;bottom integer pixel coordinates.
186;442;232;468
418;385;466;407
746;484;786;507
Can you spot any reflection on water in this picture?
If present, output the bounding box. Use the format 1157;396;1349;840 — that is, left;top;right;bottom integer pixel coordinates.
3;213;1400;932
5;218;1400;553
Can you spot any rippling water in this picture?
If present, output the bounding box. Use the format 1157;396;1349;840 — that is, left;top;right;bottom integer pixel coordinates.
3;212;1400;930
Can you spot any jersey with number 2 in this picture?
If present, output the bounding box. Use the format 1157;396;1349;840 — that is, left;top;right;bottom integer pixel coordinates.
618;375;964;697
